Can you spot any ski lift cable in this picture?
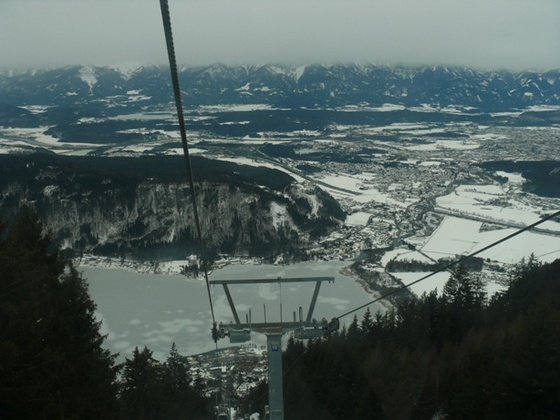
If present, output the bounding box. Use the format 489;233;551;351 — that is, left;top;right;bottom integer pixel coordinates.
158;0;217;339
278;211;560;382
336;209;560;321
158;0;559;344
535;247;560;259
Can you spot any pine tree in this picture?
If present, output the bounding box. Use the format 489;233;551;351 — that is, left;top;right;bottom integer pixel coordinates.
347;314;360;341
119;346;166;419
0;208;119;418
507;253;541;286
162;343;208;419
360;307;374;334
165;342;192;394
443;263;486;341
494;260;560;418
443;264;486;309
119;344;210;419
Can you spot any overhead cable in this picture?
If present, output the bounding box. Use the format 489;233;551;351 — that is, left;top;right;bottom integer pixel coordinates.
336;209;560;320
159;0;217;342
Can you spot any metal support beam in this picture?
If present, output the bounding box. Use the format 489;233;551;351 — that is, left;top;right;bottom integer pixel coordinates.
210;276;333;286
223;284;240;325
267;333;284;420
306;280;322;322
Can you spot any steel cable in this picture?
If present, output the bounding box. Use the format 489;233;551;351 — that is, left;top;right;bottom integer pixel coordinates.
336;209;560;320
159;0;217;343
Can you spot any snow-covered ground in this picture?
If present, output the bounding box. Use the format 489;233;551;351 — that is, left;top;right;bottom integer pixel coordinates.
406;139;480;151
435;184;560;232
420;216;560;264
216;156;306;183
389;272;451;297
198;104;277;112
382;214;560;298
346;211;372;226
0;126;100;154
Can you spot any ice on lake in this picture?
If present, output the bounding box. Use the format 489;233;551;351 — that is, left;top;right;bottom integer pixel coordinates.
83;260;382;361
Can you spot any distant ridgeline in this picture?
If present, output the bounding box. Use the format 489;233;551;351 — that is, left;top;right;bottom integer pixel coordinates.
1;64;559;110
1;64;559;149
481;160;560;198
0;153;345;261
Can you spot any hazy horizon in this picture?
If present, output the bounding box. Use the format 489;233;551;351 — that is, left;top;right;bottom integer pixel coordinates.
3;61;560;75
2;0;560;72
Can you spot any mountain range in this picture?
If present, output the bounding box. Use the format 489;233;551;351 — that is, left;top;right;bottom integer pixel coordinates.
1;63;559;111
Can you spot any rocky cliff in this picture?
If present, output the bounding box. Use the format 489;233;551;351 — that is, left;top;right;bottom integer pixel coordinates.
0;153;345;261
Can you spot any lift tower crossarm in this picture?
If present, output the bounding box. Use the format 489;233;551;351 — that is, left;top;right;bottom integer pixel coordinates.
210;276;334;328
209;276;334;285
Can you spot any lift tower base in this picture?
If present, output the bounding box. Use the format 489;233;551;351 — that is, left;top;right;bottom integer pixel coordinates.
266;332;284;420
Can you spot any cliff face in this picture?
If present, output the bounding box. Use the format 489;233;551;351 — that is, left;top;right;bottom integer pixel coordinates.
0;153;344;260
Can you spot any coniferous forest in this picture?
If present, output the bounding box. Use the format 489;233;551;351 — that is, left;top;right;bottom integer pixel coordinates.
2;209;559;419
243;255;560;419
0;209;210;419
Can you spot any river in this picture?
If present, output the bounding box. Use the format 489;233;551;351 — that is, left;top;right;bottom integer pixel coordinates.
82;260;383;361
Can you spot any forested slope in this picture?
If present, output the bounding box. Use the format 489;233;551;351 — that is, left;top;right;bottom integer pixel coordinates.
0;153;345;261
244;257;560;419
0;209;212;419
2;209;559;419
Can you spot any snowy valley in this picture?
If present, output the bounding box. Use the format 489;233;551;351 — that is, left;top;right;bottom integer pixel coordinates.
1;63;559;301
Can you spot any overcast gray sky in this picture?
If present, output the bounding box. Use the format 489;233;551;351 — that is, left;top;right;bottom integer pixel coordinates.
2;0;559;71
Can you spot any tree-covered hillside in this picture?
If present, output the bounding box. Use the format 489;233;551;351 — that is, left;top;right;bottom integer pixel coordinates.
0;210;211;419
243;257;560;419
3;209;559;418
0;208;120;418
0;153;345;262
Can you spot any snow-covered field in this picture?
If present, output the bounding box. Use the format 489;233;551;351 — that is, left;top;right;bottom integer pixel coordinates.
435;184;560;232
198;104;278;112
316;172;417;208
346;211;372;226
368;178;560;298
406;139;480;151
0;126;104;154
216;156;306;182
420;216;560;264
390;272;451;297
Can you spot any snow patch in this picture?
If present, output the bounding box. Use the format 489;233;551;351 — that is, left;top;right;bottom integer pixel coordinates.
346;211;372;226
79;66;97;93
19;105;51;114
236;83;251;92
109;64;143;80
294;65;307;81
270;202;289;228
198;104;275;112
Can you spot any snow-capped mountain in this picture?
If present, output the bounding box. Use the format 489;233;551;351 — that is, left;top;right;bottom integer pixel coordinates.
1;63;559;110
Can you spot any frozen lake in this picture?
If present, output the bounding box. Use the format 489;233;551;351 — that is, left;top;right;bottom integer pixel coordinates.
82;261;382;361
